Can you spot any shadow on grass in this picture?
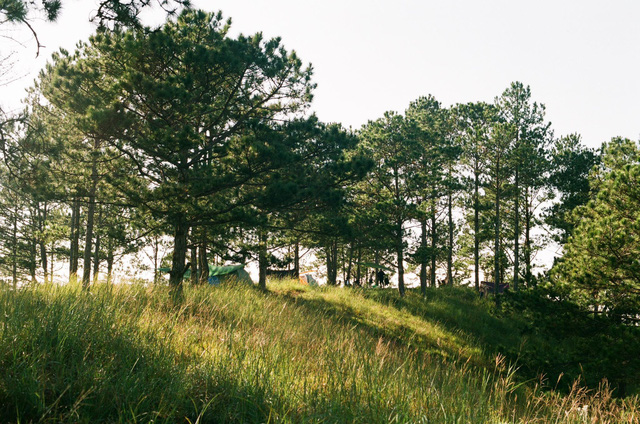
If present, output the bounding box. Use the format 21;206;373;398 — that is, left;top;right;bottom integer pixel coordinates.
0;285;284;424
270;283;520;370
359;286;524;355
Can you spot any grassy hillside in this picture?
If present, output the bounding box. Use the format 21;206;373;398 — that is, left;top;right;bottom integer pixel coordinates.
0;280;637;423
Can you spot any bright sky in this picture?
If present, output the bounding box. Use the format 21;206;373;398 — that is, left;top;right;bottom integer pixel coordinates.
2;0;640;149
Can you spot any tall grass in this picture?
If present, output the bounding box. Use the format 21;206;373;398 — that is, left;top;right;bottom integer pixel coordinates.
0;280;637;423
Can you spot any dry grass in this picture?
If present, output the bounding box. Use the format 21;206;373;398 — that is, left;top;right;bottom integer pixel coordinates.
0;279;637;423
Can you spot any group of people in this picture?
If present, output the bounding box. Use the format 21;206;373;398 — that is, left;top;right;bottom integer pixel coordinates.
368;269;389;287
343;268;390;288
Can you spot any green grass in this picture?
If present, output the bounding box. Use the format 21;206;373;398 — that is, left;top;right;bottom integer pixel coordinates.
0;280;637;423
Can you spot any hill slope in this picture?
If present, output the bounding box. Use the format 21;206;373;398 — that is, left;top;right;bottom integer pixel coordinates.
0;281;636;423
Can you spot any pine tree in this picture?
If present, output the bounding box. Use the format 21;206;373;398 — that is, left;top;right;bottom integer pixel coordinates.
555;137;640;323
360;111;418;296
405;96;447;291
453;102;496;291
546;134;600;244
495;82;551;289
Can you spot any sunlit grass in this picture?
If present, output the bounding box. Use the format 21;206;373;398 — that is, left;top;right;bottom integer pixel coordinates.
0;279;637;423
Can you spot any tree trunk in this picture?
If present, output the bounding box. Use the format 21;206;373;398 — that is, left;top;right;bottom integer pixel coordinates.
494;169;501;297
513;166;519;291
92;205;102;283
50;241;55;283
38;203;49;284
169;217;189;293
346;243;354;285
190;242;198;285
420;218;428;295
430;203;437;288
29;236;37;283
396;218;405;296
40;237;48;284
447;182;453;286
524;188;532;287
294;240;300;278
106;237;114;284
258;229;267;290
198;231;208;285
11;205;18;289
355;246;362;286
474;171;480;292
326;240;338;285
153;235;160;284
69;198;80;282
82;152;99;290
331;240;338;285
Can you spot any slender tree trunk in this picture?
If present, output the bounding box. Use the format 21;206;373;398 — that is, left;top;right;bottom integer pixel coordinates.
447;182;454;286
513;167;519;291
50;241;54;283
153;235;160;284
355;246;362;286
325;245;332;285
190;243;198;285
38;203;48;284
69;200;76;279
198;231;208;285
396;218;405;296
258;229;267;290
40;238;48;284
82;151;99;290
331;240;338;285
169;217;189;293
11;205;18;289
106;237;114;284
326;240;338;285
294;240;300;278
29;236;37;283
430;203;437;288
524;188;532;287
92;206;102;283
82;199;95;288
346;242;354;285
340;244;346;283
474;171;480;292
494;170;501;297
69;198;80;282
420;218;427;295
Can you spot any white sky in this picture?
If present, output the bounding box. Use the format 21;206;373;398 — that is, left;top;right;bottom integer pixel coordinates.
2;0;640;149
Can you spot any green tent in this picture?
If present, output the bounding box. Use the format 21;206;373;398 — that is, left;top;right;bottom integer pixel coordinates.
159;264;253;285
206;264;253;285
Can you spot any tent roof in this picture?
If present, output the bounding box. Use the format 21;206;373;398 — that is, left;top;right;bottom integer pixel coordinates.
208;264;244;276
158;264;245;277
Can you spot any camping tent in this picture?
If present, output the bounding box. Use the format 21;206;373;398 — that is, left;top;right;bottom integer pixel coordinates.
206;264;252;285
159;264;253;285
299;270;318;286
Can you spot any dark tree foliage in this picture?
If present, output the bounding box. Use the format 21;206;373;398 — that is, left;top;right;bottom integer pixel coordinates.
1;0;189;57
502;285;640;397
546;134;600;244
554;137;640;324
0;0;189;26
